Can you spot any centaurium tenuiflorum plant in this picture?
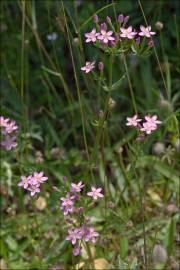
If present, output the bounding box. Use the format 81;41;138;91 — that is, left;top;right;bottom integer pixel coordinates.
126;114;162;138
81;13;156;63
0;116;18;150
59;180;103;257
18;171;48;196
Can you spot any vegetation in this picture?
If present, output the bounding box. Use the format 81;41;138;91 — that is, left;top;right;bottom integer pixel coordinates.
0;1;179;269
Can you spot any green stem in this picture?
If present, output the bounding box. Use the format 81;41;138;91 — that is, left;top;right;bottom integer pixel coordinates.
122;54;137;114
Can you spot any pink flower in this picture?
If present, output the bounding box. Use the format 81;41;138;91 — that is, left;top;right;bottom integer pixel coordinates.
18;175;32;189
28;184;41;196
83;226;99;243
87;187;104;200
81;61;95;73
85;28;99;43
120;26;137;39
0;116;9;127
32;171;48;184
3;120;18;134
66;228;82;245
141;115;162;134
97;30;115;44
61;204;74;215
139;25;156;38
126;115;142;127
70;181;84;193
72;245;82;256
1;136;17;150
61;193;75;207
18;171;48;196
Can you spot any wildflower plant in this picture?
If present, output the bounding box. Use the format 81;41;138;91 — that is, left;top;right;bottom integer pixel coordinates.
58;179;103;257
0;116;18;150
82;13;156;58
1;2;179;270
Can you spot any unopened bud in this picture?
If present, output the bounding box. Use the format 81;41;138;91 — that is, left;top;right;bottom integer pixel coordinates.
175;138;180;152
108;98;116;109
155;21;163;31
152;142;165;155
106;16;111;24
98;62;104;71
123;15;129;24
118;14;124;23
136;37;141;45
99;110;104;118
100;22;107;31
93;14;99;23
107;202;115;209
148;40;154;48
73;37;79;46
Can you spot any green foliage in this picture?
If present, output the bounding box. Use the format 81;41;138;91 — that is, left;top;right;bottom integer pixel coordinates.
0;0;179;269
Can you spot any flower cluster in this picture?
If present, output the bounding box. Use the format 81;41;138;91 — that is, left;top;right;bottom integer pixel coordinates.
0;116;18;151
18;171;48;196
126;114;162;136
60;181;103;256
81;14;156;73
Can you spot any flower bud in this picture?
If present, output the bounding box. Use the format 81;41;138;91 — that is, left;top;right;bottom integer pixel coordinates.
108;98;116;109
155;21;163;31
123;15;129;24
148;40;154;48
98;62;104;71
73;37;79;46
118;14;124;23
152;142;165;155
93;14;99;23
100;22;107;31
175;138;180;152
106;16;111;24
136;37;141;45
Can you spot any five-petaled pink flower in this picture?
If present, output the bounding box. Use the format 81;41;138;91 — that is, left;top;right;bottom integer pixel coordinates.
3;120;18;134
83;226;99;243
81;61;95;73
18;171;48;196
0;116;9;127
141;115;161;134
126;115;142;127
66;228;82;245
70;181;84;193
33;171;48;184
28;183;41;196
18;175;32;189
97;30;115;44
87;187;104;200
85;28;99;43
139;25;156;38
1;136;17;150
120;26;137;39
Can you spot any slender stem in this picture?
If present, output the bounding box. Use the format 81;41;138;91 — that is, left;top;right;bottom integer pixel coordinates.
138;0;169;100
61;1;95;183
131;146;148;270
122;53;137;114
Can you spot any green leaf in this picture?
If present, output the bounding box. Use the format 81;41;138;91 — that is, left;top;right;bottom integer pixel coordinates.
5;236;18;251
41;66;62;77
103;74;126;92
164;217;176;256
120;236;129;259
